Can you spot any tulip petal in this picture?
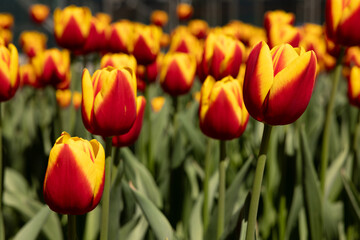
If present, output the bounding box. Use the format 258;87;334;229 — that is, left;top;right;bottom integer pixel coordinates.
243;41;274;122
81;69;95;129
265;51;317;125
271;44;300;76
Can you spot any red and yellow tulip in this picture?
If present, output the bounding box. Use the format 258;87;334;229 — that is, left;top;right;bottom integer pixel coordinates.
112;96;146;147
56;89;72;108
0;44;19;102
72;91;82;110
19;31;47;58
129;23;162;65
19;63;36;87
160;52;196;96
107;20;133;53
29;4;50;24
32;48;71;89
0;13;14;29
151;96;165;113
264;10;295;33
201;32;245;81
176;3;193;21
326;0;360;46
188;19;209;39
243;41;317;125
54;5;92;50
81;67;137;137
347;65;360;107
78;17;107;54
199;75;249;140
95;12;112;25
43;132;105;215
100;53;137;71
0;28;12;46
150;10;168;27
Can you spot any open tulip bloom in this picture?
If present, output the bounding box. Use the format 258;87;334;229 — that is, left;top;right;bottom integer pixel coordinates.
243;41;317;125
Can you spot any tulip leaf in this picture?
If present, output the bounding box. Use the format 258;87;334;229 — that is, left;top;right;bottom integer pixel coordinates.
300;127;322;240
13;205;50;240
109;161;124;240
285;185;303;240
121;147;163;208
323;201;343;239
189;194;203;240
119;214;148;240
341;172;360;220
129;183;174;240
83;206;101;240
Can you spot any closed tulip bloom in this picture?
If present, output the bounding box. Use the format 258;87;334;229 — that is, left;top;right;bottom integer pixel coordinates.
32;48;71;89
0;44;19;101
347;66;360;107
169;26;202;59
43;132;105;215
19;31;47;58
160;52;196;96
81;67;137;137
107;20;133;53
176;3;193;21
112;96;146;147
72;91;82;110
264;10;295;33
129;23;162;65
56;89;72;108
29;4;50;24
54;5;92;50
19;63;37;87
243;41;317;125
145;53;163;83
150;10;168;27
344;46;360;67
100;53;137;71
0;28;12;46
151;96;165;113
267;24;300;48
95;12;112;25
0;13;14;29
201;32;245;80
326;0;360;46
199;75;249;140
78;17;107;54
188;19;209;39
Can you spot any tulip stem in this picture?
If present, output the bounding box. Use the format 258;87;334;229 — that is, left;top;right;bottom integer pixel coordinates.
144;86;154;174
0;103;4;240
67;214;77;240
203;138;213;232
100;137;113;240
320;48;344;194
217;140;227;240
246;124;273;240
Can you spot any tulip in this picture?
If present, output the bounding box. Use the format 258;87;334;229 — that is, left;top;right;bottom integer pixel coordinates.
29;4;50;24
32;48;71;89
347;66;360;107
107;20;133;53
160;33;170;48
151;96;165;113
95;12;112;25
129;23;162;65
0;28;12;46
267;23;300;48
145;53;163;83
100;53;137;71
78;17;107;54
326;0;360;46
243;41;317;125
56;89;72;108
201;32;245;81
199;75;249;140
264;10;295;33
150;10;168;27
188;19;209;39
112;96;146;147
0;13;14;29
136;78;146;92
43;132;105;215
176;3;193;21
81;67;137;137
72;91;82;110
54;5;92;50
0;44;19;102
160;52;196;96
169;26;202;58
19;31;47;58
19;64;36;87
344;46;360;67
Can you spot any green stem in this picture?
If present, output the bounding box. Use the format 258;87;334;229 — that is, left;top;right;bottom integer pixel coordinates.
144;86;154;174
352;110;360;186
246;124;273;240
203;138;213;232
320;48;344;193
100;137;113;240
0;103;4;240
217;140;227;240
67;214;77;240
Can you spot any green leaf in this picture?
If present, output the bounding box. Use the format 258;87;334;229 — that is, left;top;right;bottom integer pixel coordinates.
285;185;303;240
83;206;101;240
300;127;322;240
323;201;343;239
121;147;162;208
341;171;360;220
129;183;174;240
189;194;203;240
13;205;50;240
109;161;124;240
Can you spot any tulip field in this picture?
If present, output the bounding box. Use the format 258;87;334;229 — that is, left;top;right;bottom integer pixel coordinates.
1;1;360;240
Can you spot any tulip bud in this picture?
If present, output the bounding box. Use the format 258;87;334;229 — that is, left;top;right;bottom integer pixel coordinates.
43;132;105;215
347;66;360;107
188;19;209;39
100;53;137;71
81;67;137;137
326;0;360;46
201;32;245;81
19;63;36;87
31;48;71;89
107;20;133;53
0;28;12;46
243;41;317;125
56;89;72;108
72;91;82;110
0;44;19;102
176;3;193;21
264;10;295;33
150;10;168;27
199;75;249;140
54;5;92;50
78;17;107;54
160;52;196;96
151;96;165;113
29;4;50;24
112;96;146;147
19;31;47;58
0;13;14;29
